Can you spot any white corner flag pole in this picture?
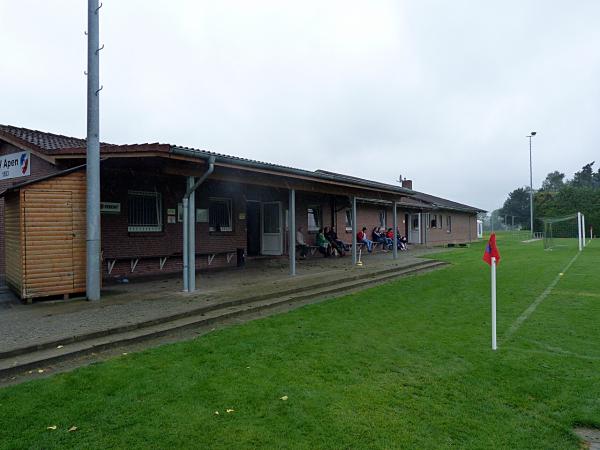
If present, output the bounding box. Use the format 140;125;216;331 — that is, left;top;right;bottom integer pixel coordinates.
491;256;497;350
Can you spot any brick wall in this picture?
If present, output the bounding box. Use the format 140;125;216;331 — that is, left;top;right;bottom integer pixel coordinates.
0;143;59;281
100;172;252;279
423;211;477;245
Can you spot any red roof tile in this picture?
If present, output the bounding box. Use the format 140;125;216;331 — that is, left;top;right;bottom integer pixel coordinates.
0;125;168;155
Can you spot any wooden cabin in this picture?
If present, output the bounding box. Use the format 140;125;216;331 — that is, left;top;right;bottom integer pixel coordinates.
2;168;87;303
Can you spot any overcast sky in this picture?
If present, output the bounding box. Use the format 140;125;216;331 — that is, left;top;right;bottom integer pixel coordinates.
1;1;599;211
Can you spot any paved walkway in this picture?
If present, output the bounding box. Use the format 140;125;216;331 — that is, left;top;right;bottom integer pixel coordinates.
0;248;444;354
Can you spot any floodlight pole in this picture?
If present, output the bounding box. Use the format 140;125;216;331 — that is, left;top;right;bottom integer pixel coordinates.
527;132;536;239
86;0;101;301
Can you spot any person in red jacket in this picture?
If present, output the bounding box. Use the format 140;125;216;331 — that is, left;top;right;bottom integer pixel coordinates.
357;227;373;252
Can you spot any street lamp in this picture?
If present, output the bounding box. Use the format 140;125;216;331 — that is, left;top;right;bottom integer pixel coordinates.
527;131;537;238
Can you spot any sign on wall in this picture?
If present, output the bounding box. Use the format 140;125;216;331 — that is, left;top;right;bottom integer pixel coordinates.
100;202;121;214
0;151;30;181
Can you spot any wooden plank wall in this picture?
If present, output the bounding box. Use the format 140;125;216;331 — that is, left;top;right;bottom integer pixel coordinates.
4;192;23;295
22;171;86;299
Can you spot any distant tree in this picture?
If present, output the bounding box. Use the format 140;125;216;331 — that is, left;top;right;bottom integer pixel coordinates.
570;162;595;188
499;187;530;228
540;171;565;192
594;166;600;188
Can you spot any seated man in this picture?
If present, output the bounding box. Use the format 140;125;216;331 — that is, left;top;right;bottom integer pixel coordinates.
325;226;347;257
357;227;373;252
372;227;390;252
387;227;404;250
296;226;309;259
316;228;332;257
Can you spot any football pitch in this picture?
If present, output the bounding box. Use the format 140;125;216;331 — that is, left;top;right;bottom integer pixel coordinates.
1;237;598;449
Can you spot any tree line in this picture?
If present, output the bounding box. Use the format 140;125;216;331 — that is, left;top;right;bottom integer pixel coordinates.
489;162;600;236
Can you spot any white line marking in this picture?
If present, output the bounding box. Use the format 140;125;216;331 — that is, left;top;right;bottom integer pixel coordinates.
504;251;581;342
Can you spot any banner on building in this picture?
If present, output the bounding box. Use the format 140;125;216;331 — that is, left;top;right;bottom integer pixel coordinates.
0;151;30;181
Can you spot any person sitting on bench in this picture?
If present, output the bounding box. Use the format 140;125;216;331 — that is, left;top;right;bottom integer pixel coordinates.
316;228;332;257
372;227;390;251
357;227;373;252
396;228;408;251
296;226;309;259
325;226;347;257
386;227;403;250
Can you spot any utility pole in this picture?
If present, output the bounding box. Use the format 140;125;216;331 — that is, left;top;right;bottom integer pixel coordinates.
86;0;101;301
527;132;537;239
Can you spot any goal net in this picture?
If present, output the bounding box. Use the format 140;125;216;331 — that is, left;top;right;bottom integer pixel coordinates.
542;213;582;250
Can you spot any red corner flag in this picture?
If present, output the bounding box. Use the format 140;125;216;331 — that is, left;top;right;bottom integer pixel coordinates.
483;233;501;266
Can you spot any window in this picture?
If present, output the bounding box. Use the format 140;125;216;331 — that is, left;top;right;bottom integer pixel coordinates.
307;205;322;231
412;215;420;230
128;190;162;232
430;214;438;229
263;203;280;233
209;198;232;231
345;209;353;231
446;215;452;233
378;210;386;228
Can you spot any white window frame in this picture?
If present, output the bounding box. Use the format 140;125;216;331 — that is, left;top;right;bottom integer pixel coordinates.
378;209;386;228
307;205;322;232
345;209;353;231
127;190;163;233
209;197;233;232
446;215;452;233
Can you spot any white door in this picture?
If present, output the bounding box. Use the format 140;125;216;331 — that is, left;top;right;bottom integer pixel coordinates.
261;201;283;255
409;213;421;244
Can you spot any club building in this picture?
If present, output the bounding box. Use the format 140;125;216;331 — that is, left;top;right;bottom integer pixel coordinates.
0;125;483;301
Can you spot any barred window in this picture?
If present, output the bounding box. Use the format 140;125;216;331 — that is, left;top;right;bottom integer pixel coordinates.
209;198;232;232
128;190;162;232
307;206;321;232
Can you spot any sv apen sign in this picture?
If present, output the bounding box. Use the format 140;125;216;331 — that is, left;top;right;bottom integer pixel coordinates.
0;151;30;181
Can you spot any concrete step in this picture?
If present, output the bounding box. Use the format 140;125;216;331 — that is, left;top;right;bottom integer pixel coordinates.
0;260;446;376
0;259;437;360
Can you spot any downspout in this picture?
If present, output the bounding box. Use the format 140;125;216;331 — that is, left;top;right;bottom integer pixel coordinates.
182;156;215;292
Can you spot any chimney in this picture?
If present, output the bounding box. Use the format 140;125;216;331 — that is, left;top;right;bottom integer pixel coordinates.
402;179;413;190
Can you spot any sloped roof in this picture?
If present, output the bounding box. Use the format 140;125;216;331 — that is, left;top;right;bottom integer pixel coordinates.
0;124;88;152
411;190;485;213
0;124;484;213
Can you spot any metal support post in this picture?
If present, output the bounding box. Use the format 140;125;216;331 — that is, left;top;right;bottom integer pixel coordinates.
187;177;196;291
182;197;189;291
289;189;296;276
392;201;398;259
351;196;357;265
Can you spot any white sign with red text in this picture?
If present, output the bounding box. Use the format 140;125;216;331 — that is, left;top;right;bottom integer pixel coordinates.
0;151;30;181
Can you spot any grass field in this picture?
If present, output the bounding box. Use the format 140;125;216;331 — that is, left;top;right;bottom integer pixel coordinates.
1;237;599;449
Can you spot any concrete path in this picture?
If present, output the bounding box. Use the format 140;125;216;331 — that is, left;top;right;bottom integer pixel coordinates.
0;248;444;356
